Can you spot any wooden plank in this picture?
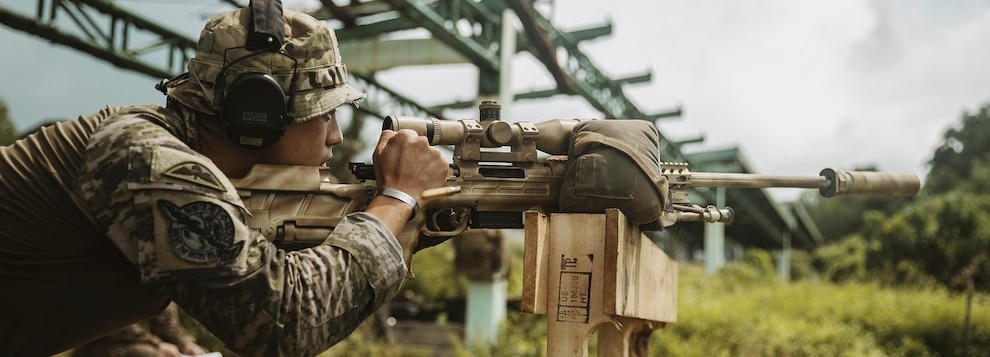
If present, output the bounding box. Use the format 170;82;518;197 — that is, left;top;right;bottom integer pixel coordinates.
521;211;550;314
604;210;678;323
547;213;606;357
524;210;677;356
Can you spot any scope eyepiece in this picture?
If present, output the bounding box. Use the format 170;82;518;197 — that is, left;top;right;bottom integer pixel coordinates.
384;115;443;144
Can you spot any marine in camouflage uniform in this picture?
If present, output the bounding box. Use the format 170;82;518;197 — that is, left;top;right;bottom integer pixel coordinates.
0;7;447;356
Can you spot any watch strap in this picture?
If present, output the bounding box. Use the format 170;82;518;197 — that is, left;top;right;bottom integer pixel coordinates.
379;188;419;218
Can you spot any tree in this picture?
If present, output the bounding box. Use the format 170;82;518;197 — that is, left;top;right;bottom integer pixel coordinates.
860;191;990;355
862;192;990;290
803;101;990;290
0;99;19;145
925;102;990;195
878;101;990;291
815;102;990;291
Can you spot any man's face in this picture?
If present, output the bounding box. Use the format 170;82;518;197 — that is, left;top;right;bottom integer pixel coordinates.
261;110;343;167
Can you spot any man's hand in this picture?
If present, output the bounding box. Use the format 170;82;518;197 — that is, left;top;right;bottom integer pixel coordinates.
177;341;208;356
156;341;183;357
364;129;448;267
372;129;448;199
158;340;210;357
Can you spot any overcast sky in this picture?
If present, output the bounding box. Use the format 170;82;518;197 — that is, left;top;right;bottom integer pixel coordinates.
2;0;989;201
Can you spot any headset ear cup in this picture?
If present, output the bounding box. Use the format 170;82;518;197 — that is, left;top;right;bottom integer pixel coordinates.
220;73;289;148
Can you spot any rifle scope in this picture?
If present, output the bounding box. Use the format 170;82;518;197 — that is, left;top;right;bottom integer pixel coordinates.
382;116;582;156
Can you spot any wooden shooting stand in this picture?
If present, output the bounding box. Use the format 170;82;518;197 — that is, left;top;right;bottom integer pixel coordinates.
521;209;678;357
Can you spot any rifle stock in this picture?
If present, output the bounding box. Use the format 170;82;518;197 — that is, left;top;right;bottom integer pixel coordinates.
229;165;372;248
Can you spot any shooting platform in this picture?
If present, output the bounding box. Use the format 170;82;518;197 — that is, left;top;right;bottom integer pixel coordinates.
521;209;678;357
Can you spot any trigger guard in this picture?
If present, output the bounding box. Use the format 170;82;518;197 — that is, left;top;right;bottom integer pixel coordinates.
421;208;470;237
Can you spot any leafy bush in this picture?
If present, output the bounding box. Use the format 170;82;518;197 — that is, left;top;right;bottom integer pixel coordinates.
716;248;778;289
862;192;990;290
814;234;871;283
653;264;990;356
787;249;816;281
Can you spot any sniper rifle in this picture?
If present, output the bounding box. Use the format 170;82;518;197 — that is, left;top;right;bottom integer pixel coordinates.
230;102;919;247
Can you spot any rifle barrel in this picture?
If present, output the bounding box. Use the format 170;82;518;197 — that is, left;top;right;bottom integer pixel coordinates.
681;169;920;197
687;173;827;189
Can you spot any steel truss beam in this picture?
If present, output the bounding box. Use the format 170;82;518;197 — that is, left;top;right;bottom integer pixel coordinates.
0;0;441;121
329;0;686;159
0;0;193;78
375;0;502;72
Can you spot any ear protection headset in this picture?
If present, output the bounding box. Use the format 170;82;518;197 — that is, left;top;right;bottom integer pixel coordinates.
212;0;299;149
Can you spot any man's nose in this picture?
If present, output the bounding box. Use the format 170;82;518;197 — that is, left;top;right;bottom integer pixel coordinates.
326;126;343;146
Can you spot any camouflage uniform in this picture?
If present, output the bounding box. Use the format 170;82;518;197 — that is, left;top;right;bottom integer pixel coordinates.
0;8;406;357
72;303;203;357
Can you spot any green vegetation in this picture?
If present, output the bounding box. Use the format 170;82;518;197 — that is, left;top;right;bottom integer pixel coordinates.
808;102;990;294
655;264;990;357
314;257;989;356
0;99;19;145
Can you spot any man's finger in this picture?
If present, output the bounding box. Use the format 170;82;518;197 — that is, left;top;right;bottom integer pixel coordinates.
376;130;397;154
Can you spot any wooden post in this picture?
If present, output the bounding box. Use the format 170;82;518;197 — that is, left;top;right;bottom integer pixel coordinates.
522;209;677;356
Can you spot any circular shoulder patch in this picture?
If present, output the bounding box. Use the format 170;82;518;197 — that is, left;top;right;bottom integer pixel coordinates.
157;199;244;263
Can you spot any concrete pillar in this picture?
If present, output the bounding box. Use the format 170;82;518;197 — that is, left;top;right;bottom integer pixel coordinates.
704;187;726;274
462;10;517;349
778;231;792;281
465;279;508;347
457;229;508;348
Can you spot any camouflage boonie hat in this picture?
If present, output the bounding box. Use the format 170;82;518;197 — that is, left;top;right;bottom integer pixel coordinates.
165;9;365;122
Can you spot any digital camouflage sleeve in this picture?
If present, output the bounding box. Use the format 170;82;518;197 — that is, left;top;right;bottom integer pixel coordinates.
80;109;407;356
